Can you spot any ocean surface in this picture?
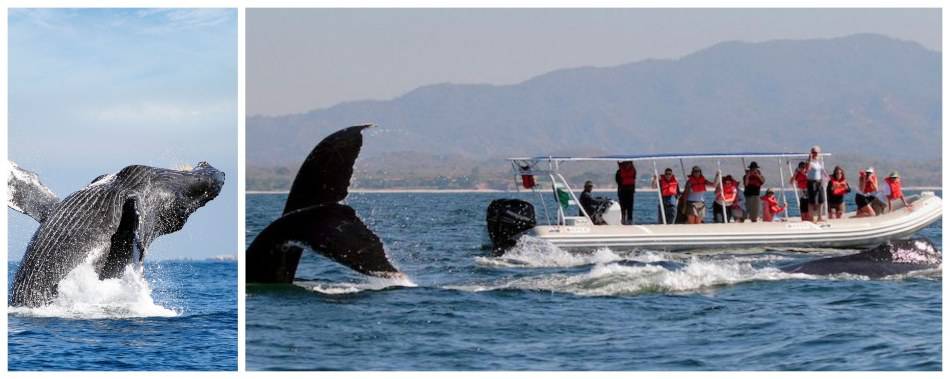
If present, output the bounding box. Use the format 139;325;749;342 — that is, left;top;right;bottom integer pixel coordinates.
246;191;941;371
8;260;237;371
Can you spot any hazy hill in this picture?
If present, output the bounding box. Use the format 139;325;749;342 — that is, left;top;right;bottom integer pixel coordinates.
248;34;941;190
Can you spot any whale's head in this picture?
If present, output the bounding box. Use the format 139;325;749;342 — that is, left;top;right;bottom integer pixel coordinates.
104;162;225;237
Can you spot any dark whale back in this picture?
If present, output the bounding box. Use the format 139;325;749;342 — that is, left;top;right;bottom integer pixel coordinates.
782;238;941;278
246;124;403;283
11;164;224;307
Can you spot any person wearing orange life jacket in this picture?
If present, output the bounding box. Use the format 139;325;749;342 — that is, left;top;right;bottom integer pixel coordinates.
685;166;715;224
825;166;851;219
881;171;912;213
742;161;765;222
615;161;637;225
855;167;878;218
790;161;810;221
651;167;680;224
760;188;787;222
713;174;739;223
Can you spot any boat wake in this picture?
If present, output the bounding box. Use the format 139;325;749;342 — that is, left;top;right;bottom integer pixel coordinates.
297;275;418;295
477;236;791;268
9;250;178;319
457;237;939;297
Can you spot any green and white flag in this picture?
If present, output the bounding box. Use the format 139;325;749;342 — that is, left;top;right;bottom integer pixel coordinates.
555;184;575;209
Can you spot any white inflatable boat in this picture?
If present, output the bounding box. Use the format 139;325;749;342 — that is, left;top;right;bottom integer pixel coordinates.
487;153;942;253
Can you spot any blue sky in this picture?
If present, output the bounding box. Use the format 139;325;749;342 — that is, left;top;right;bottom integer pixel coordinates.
9;9;237;260
248;8;940;115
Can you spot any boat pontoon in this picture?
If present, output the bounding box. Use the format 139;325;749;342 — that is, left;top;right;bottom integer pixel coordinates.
486;152;942;253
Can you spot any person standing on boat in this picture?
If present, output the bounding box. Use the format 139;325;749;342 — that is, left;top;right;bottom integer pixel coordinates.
685;166;714;224
742;161;765;222
615;161;637;225
855;167;878;217
652;168;680;224
881;171;912;213
790;161;810;221
826;166;851;219
713;174;739;223
805;146;829;222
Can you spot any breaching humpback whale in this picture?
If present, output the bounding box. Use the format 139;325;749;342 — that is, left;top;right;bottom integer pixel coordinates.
8;161;224;307
246;124;403;283
781;238;941;278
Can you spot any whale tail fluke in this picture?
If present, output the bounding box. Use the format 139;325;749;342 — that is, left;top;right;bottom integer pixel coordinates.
246;124;404;283
8;160;60;223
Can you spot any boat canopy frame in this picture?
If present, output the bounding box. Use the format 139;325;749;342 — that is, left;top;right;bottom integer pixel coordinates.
508;152;833;227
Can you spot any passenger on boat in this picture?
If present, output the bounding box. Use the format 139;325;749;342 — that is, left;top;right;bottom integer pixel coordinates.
713;174;739;223
760;188;787;222
791;161;810;221
881;171;912;213
742;161;765;222
826;166;850;219
855;167;878;218
579;180;595;218
730;193;747;223
685;166;714;224
805;146;828;222
651;168;680;224
615;161;637;225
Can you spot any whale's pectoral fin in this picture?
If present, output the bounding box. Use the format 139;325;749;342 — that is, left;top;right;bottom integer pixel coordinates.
99;198;146;279
246;203;401;283
282;124;373;214
7;160;60;223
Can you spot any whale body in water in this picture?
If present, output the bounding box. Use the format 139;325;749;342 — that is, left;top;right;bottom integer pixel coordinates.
781;238;941;278
8;161;224;307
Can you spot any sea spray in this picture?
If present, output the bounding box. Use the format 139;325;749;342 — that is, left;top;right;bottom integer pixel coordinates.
9;250;177;319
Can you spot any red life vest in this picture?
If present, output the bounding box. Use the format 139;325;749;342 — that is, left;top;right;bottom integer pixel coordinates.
659;175;678;197
862;173;878;194
521;175;535;189
716;179;738;203
885;177;903;200
793;171;808;189
829;178;848;196
619;164;637;187
688;175;707;193
745;172;763;187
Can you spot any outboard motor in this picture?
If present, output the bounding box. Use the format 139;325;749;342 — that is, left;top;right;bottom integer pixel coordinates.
486;199;536;255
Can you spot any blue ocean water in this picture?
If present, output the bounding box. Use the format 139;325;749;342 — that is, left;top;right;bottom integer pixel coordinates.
246;191;941;371
8;260;237;371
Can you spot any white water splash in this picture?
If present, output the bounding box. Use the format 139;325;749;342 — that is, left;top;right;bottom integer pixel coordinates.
451;258;819;297
298;274;418;295
10;252;177;319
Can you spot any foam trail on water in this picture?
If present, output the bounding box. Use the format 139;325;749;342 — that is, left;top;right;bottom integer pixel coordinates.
298;275;418;295
9;251;177;319
451;258;819;297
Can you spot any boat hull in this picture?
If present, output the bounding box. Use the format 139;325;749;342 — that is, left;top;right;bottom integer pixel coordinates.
524;193;942;252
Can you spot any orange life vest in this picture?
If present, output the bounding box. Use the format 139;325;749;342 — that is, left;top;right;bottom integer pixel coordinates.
862;173;878;194
716;179;738;203
688;175;707;193
885;177;903;200
829;178;848;196
760;194;785;220
659;175;678;197
619;164;637;187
